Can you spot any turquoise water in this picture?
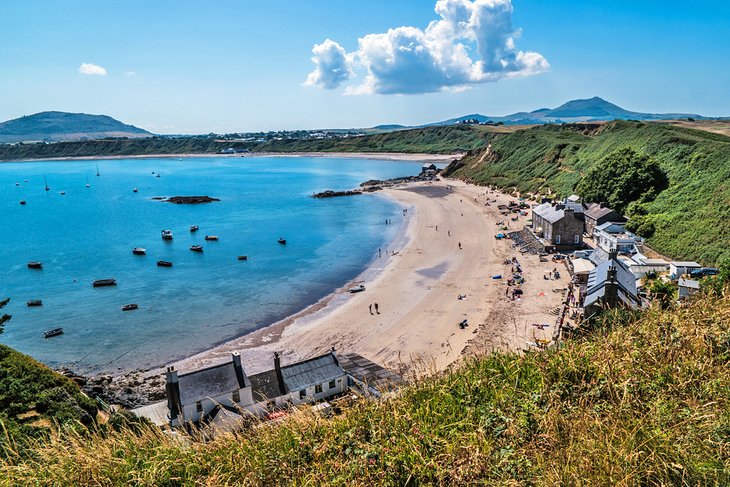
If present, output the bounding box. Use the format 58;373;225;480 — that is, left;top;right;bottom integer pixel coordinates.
0;156;417;373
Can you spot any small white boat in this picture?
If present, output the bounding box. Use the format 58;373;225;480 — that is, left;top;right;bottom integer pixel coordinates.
161;229;173;240
205;235;218;241
132;247;147;255
133;188;138;193
190;225;199;232
348;284;366;293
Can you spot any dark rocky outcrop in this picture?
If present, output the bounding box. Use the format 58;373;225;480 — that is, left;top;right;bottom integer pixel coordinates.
163;196;220;204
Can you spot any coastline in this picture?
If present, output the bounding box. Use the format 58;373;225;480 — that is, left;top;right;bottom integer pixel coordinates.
2;151;461;165
162;179;570;378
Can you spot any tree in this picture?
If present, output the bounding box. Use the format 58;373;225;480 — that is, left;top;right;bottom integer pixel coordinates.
576;148;668;213
649;280;676;309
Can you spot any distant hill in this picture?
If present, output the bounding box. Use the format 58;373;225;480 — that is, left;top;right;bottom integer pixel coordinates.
0;111;153;143
390;97;712;129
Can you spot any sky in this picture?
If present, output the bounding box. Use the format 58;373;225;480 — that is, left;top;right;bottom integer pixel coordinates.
0;0;728;133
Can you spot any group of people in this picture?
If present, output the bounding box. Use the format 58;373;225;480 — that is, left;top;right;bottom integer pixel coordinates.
368;303;380;315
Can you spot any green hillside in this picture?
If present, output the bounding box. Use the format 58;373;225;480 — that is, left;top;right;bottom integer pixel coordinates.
2;290;728;485
0;111;151;143
444;121;730;264
0;344;98;454
0;125;491;161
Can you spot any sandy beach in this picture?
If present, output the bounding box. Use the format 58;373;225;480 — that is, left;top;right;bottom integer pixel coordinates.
170;179;569;377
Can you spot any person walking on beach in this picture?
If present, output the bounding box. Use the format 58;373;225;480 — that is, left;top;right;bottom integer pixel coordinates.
378;248;382;258
435;225;438;231
458;242;462;250
374;303;380;314
369;304;373;315
448;230;451;236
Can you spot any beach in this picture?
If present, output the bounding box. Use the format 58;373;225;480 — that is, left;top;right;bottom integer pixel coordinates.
170;178;569;377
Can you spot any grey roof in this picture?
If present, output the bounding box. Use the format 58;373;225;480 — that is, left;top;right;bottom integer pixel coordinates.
338;353;403;392
248;369;283;402
585;256;640;309
533;203;565;224
585;205;622;221
671;261;701;267
589;247;610;266
281;352;346;392
678;278;700;290
595;221;625;233
178;362;246;405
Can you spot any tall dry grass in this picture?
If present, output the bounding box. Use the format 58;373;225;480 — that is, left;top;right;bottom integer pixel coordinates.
2;292;728;485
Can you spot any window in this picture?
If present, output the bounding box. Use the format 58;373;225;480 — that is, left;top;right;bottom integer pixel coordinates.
329;380;336;389
555;234;561;245
232;390;240;403
299;389;306;399
574;234;580;244
315;384;323;394
195;401;203;412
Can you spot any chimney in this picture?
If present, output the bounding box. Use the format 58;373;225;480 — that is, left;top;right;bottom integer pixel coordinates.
274;352;287;395
232;352;246;388
330;346;339;366
165;366;182;423
609;249;618;262
605;266;619;309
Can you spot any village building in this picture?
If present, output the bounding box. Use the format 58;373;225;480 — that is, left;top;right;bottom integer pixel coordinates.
530;201;585;251
420;163;438;178
584;204;627;236
569;257;596;296
670;261;702;280
134;350;349;428
678;278;700;300
593;221;640;254
583;250;642;318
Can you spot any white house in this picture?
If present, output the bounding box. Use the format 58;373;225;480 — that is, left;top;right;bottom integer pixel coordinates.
670;261;702;279
678;278;700;299
593;221;639;254
156;350;349;428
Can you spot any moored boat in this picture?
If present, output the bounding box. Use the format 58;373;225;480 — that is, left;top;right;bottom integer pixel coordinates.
133;188;138;193
132;247;147;255
44;328;64;338
157;260;173;267
190;245;203;252
27;300;43;307
121;303;138;311
190;225;199;232
27;261;42;269
20;200;26;205
277;238;287;245
92;278;117;287
237;255;248;261
161;229;173;240
204;235;218;241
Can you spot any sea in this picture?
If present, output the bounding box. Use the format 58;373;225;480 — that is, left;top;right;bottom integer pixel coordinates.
0;156;421;374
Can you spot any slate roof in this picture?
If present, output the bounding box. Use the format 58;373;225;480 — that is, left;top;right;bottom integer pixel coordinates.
248;369;283;402
671;261;701;267
595;221;625;233
178;361;247;405
589;247;610;266
585;205;623;221
678;278;700;290
281;352;346;392
585;256;640;310
533;203;566;224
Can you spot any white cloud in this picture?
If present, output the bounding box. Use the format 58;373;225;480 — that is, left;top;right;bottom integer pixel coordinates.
306;0;548;95
78;63;107;76
124;71;136;77
304;39;353;89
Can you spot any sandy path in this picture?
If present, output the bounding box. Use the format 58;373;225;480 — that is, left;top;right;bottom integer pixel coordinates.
170;179;569;377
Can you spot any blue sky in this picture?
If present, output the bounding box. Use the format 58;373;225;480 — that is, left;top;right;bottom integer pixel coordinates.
0;0;728;133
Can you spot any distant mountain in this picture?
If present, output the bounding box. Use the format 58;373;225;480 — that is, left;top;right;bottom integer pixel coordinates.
398;97;710;129
0;111;153;143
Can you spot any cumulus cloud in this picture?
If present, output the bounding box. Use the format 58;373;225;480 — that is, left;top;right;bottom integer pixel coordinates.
305;0;548;95
78;62;107;76
304;39;353;89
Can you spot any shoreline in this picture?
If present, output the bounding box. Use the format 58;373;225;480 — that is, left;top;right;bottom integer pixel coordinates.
80;178;572;407
1;151;461;165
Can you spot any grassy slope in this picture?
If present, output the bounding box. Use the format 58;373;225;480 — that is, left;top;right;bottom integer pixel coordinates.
446;121;730;264
2;293;728;485
0;345;98;454
0;125;493;161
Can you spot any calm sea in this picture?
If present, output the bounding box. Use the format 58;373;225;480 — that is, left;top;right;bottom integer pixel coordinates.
0;156;419;373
